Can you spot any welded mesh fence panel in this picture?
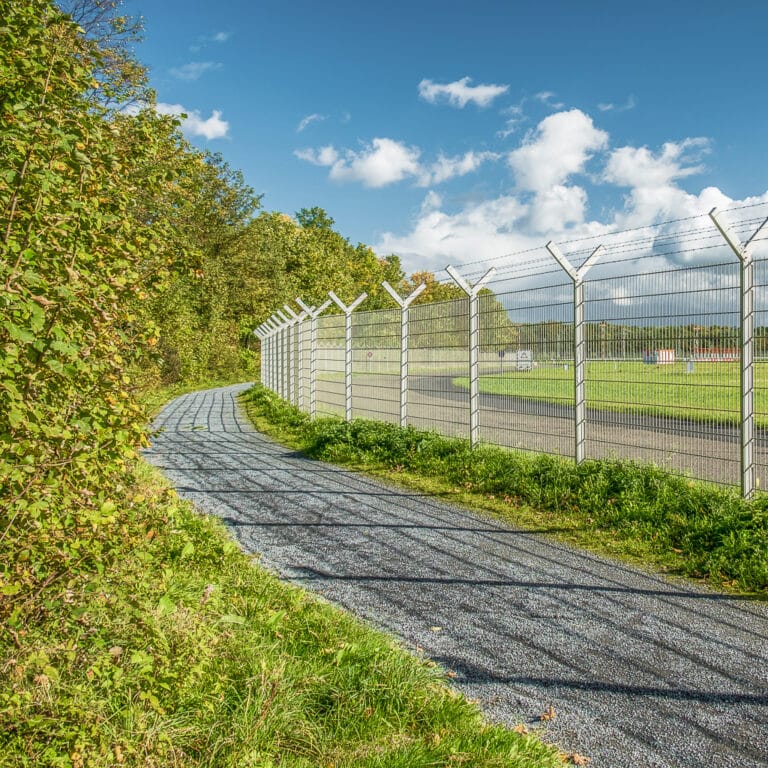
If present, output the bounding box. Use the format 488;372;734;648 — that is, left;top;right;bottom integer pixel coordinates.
315;312;345;417
351;307;400;424
583;259;740;486
407;297;470;439
478;266;574;457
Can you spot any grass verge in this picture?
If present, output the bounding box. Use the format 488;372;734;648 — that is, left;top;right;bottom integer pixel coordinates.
0;456;563;767
242;385;768;598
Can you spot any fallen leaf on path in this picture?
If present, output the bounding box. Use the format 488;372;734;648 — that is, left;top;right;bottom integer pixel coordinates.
513;723;529;735
539;705;556;721
569;754;591;766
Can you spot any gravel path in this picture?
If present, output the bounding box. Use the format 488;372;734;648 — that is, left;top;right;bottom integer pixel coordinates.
144;384;768;767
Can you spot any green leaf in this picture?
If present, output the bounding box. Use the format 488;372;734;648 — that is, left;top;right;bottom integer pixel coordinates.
157;595;175;614
218;614;247;626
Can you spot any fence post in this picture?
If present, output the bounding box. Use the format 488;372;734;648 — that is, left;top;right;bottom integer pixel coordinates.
329;291;368;421
445;266;496;447
282;304;307;407
296;298;333;418
546;242;605;464
275;310;291;401
254;325;268;387
265;316;280;393
382;281;426;427
710;208;768;498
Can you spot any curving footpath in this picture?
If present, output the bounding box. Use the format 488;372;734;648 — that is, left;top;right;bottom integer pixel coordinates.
144;384;768;767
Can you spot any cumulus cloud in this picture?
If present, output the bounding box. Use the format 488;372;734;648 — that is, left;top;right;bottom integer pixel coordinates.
155;102;230;140
373;109;768;276
604;138;709;189
419;151;500;186
295;141;497;188
508;109;609;192
294;138;421;188
211;31;230;42
604;138;716;226
418;76;509;108
170;61;221;81
377;194;532;273
294;145;339;166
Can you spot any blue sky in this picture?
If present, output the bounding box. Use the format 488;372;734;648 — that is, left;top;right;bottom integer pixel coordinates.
122;0;768;274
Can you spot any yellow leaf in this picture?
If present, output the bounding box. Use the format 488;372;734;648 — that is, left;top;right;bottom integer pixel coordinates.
539;705;556;721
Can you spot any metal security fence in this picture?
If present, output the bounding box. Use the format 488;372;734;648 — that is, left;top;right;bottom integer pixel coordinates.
255;203;768;498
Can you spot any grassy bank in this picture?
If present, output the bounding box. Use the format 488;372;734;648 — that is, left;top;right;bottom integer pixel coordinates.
0;457;563;767
243;385;768;597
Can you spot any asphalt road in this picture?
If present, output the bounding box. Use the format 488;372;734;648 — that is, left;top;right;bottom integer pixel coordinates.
144;384;768;767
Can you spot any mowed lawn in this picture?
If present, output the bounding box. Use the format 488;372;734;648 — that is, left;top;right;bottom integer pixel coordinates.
455;360;768;426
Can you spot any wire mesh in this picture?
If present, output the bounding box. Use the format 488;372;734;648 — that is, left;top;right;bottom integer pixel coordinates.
315;312;346;417
351;307;401;424
478;269;574;457
407;297;471;439
582;259;740;486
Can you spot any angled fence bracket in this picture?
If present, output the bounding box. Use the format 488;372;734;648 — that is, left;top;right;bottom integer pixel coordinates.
446;265;496;447
296;297;333;418
329;291;368;421
282;304;307;407
382;280;426;427
546;242;605;464
710;208;768;498
275;310;291;401
264;316;281;394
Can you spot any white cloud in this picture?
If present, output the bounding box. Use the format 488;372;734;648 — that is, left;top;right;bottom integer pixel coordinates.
604;138;709;189
598;95;638;113
419;151;500;186
418;76;509;108
604;138;716;226
377;194;531;273
294;145;339;166
420;190;443;214
528;184;589;233
374;110;768;275
297;113;326;132
295;140;496;188
211;31;230;43
535;91;565;110
295;138;421;188
498;103;527;138
170;61;221;81
330;138;421;187
155;102;230;140
508;109;609;192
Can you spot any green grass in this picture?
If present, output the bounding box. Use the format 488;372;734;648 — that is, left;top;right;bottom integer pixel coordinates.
243;385;768;598
0;443;563;767
453;360;768;426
